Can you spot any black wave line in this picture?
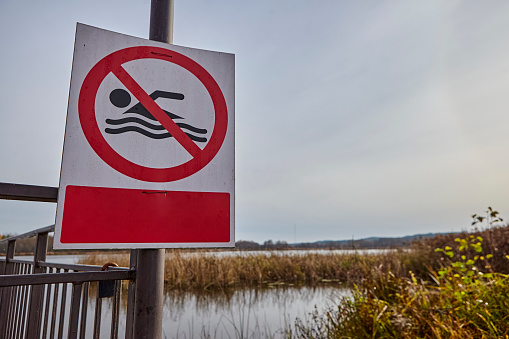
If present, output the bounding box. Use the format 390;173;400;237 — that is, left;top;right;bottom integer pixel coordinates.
106;118;208;134
175;123;207;134
105;126;208;142
106;118;164;130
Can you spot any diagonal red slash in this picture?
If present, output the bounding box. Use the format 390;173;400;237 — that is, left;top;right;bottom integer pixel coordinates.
112;65;202;158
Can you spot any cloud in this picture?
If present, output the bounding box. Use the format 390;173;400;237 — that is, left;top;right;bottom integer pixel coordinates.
1;0;509;244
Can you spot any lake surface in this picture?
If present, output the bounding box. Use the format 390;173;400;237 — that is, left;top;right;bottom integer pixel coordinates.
161;286;349;338
13;254;353;338
86;285;349;339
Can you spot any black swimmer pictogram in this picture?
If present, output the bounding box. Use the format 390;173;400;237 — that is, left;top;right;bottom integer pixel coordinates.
105;88;208;142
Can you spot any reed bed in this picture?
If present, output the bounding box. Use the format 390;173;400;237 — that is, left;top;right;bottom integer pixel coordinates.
78;250;426;290
163;251;414;290
77;225;509;292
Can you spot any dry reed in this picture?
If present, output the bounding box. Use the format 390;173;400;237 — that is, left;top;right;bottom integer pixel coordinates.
78;250;425;291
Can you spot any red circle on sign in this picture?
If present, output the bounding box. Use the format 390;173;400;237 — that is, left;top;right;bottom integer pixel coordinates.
78;46;228;182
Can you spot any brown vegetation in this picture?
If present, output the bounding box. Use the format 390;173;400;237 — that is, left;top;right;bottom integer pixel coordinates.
79;249;424;290
77;225;509;292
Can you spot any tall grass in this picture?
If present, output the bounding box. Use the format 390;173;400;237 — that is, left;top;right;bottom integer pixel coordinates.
163;251;410;290
292;273;509;338
291;226;509;338
78;250;428;290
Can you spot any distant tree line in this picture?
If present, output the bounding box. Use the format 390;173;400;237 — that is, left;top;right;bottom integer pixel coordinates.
235;240;290;250
235;233;443;251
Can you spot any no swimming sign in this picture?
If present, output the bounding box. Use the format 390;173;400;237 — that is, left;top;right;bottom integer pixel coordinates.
54;23;235;249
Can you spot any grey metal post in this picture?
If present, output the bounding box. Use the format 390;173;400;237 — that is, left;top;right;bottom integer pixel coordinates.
132;1;173;338
150;0;174;44
133;250;165;339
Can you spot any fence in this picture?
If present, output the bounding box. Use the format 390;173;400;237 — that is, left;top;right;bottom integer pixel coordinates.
0;225;137;339
0;183;140;339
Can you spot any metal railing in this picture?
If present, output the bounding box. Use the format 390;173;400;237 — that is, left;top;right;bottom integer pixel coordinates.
0;182;140;339
0;225;137;339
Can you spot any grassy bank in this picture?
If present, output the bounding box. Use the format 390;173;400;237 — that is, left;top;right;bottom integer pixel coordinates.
291;271;509;338
291;225;509;338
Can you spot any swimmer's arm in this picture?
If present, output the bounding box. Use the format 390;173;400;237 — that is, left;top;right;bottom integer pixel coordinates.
150;91;184;101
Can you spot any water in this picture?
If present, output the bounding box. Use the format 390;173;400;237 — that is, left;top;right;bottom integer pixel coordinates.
161;286;349;338
84;284;348;339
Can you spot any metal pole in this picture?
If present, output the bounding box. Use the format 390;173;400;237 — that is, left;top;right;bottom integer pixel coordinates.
132;1;173;338
133;250;165;339
150;0;174;44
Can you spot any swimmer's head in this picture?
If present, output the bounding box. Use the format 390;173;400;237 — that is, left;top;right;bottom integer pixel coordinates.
110;89;131;108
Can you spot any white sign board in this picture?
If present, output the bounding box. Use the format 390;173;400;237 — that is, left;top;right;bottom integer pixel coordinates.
54;23;234;249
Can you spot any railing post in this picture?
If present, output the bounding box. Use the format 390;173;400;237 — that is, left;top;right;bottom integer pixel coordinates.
26;231;48;338
0;240;16;339
68;282;83;339
0;240;15;276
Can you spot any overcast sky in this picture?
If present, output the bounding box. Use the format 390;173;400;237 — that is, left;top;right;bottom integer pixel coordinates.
1;0;509;244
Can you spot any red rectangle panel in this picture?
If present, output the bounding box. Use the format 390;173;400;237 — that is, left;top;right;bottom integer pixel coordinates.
60;185;230;243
